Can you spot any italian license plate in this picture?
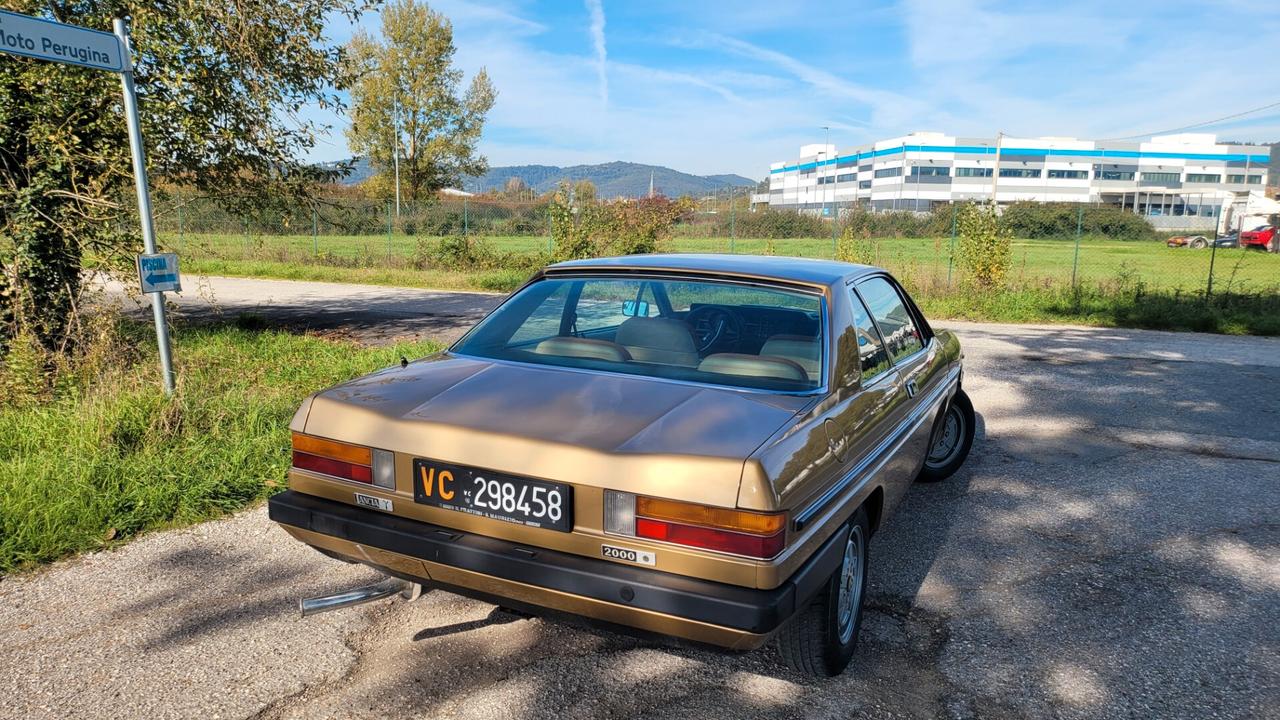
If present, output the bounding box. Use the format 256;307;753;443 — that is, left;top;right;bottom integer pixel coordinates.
412;459;573;532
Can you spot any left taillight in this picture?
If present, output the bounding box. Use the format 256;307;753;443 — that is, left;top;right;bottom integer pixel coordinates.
604;491;786;559
291;432;394;489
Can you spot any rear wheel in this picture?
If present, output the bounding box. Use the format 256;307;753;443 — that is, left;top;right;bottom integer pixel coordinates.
777;507;869;677
916;388;975;482
1190;237;1208;249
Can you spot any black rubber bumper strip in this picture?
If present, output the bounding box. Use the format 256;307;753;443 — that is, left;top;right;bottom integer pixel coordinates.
268;490;846;634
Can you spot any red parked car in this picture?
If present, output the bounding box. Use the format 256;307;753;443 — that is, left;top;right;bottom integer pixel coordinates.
1240;225;1276;252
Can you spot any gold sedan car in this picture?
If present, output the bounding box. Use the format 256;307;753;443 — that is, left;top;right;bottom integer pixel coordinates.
270;254;974;676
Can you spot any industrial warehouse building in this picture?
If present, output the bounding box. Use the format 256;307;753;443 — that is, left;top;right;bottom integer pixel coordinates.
755;132;1271;231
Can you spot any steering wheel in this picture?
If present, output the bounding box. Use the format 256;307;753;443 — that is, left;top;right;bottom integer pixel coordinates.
687;306;742;353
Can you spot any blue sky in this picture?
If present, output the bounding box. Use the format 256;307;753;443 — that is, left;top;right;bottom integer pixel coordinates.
309;0;1280;180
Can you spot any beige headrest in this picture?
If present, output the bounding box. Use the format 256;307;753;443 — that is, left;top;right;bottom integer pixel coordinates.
698;353;809;382
534;337;631;362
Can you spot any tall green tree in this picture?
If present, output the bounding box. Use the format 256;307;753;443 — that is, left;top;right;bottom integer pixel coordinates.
0;0;367;353
345;0;496;203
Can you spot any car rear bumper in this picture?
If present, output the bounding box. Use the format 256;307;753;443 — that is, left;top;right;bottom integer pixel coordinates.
269;490;845;650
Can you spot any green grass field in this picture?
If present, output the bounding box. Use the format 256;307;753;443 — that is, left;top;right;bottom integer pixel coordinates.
160;230;1280;335
164;231;1280;295
0;321;442;572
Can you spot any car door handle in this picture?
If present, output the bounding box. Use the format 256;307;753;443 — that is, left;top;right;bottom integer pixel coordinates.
905;379;918;398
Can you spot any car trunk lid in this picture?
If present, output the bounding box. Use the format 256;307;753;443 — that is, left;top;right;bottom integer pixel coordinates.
301;354;809;509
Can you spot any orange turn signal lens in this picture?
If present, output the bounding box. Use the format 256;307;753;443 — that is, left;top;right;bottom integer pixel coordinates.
636;497;786;536
291;432;372;466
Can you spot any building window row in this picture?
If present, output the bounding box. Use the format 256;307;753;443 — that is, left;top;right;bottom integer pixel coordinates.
1097;170;1135;181
910;166;950;177
788;167;1263;185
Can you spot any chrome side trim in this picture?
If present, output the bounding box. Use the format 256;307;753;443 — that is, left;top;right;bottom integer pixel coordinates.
791;365;958;531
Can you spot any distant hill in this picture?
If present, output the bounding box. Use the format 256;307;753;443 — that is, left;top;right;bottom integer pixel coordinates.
318;157;756;197
471;162;757;198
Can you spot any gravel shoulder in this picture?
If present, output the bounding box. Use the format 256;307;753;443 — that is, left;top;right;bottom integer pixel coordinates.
6;276;1275;719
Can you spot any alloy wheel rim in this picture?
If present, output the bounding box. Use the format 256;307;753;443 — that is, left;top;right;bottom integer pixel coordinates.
836;526;864;644
926;406;964;469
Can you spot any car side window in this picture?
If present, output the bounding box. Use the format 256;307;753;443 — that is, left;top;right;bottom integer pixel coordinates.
856;277;924;364
507;283;570;345
849;289;891;383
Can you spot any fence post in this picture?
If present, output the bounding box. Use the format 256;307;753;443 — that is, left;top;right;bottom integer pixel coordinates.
546;207;553;253
176;196;184;252
1071;203;1083;287
729;198;736;254
463;196;469;236
312;206;319;256
831;201;839;258
1206;221;1220;298
386;200;393;260
946;204;957;286
243;217;250;256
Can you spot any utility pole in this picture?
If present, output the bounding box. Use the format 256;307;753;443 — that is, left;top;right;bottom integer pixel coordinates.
823;126;837;253
392;91;401;217
990;131;1004;207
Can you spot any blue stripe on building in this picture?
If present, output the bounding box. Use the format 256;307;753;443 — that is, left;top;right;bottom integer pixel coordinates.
771;147;1270;173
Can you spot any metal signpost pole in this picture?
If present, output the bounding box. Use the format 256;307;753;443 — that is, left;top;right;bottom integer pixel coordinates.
0;10;175;392
114;18;175;394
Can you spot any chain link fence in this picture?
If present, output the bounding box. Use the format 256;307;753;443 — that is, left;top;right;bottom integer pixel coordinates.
154;195;1279;297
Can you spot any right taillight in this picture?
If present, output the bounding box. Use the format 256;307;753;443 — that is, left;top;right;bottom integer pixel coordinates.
604;491;786;559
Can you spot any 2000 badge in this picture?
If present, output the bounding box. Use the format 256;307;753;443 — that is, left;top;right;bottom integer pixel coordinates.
601;544;655;566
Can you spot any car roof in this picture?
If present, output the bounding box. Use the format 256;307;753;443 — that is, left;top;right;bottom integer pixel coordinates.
545;253;879;287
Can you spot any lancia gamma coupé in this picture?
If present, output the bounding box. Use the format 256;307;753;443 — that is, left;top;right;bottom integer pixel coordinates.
269;254;974;676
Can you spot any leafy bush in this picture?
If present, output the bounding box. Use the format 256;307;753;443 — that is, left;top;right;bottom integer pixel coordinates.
549;186;695;260
720;209;826;238
836;226;878;265
411;236;548;277
839;206;955;239
1000;202;1157;240
955;203;1012;289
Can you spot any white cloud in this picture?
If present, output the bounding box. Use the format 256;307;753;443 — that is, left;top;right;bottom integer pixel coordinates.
585;0;608;106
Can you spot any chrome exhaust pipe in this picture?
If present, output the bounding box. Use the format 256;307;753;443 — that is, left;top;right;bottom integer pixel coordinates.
299;578;407;617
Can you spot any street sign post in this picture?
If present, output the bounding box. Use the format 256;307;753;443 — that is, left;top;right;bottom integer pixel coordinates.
0;10;176;394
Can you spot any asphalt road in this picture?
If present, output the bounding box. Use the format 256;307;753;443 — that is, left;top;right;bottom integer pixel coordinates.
5;276;1278;719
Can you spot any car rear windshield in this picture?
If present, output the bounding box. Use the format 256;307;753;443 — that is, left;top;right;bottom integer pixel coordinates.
452;275;825;392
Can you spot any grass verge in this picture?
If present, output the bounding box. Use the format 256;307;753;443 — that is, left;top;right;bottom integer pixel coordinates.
185;256;1280;336
0;319;442;573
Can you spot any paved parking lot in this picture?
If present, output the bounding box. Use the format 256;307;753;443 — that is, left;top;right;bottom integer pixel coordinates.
5;277;1278;719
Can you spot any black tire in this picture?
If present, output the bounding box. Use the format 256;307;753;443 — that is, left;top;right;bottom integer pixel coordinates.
1190;237;1208;249
777;507;870;677
916;388;975;482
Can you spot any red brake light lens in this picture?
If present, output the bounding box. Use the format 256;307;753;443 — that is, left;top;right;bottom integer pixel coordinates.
634;517;785;559
292;451;373;483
